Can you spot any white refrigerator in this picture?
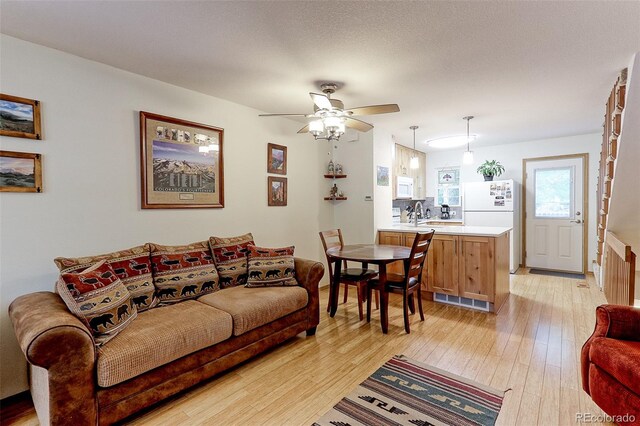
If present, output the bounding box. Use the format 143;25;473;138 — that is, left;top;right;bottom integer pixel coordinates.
463;179;520;273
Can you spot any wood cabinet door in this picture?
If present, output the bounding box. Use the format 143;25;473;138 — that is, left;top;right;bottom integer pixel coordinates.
458;236;495;301
378;231;405;275
425;235;458;294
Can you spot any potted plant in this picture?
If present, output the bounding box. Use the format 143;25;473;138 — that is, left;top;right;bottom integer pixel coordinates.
476;160;505;181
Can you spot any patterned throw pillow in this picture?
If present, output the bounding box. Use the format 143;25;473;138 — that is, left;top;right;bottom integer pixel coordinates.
54;244;157;312
57;260;137;345
245;244;297;287
209;233;254;288
149;241;219;304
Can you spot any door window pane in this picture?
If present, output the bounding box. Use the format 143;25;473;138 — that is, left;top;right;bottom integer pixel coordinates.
534;167;572;218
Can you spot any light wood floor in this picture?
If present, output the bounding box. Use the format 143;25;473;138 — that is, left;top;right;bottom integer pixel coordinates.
4;270;612;425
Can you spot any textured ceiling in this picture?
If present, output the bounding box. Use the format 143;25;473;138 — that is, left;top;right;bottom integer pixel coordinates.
1;1;639;151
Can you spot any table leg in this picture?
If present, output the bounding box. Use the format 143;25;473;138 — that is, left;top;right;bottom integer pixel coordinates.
379;263;389;334
329;259;341;317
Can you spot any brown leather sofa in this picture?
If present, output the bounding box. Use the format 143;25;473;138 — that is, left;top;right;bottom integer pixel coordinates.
581;304;640;425
9;257;323;426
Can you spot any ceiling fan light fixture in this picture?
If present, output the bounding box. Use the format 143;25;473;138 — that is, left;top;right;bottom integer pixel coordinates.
309;119;324;136
323;116;342;131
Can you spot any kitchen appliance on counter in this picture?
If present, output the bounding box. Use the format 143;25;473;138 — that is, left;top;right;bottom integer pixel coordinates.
396;176;414;199
440;204;451;219
392;207;401;224
463;179;520;273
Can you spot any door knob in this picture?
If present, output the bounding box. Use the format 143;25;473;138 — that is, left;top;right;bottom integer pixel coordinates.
570;219;582;224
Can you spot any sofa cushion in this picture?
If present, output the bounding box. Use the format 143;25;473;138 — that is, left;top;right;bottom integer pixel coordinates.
96;300;232;387
590;336;640;396
209;233;254;288
197;285;308;336
149;241;219;304
245;244;296;287
57;261;137;345
54;244;157;312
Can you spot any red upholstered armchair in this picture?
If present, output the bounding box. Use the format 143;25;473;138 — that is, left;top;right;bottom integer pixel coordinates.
581;305;640;425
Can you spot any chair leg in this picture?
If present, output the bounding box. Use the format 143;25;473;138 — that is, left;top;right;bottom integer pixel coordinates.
403;291;411;334
408;293;416;314
417;287;425;321
366;286;372;322
343;283;349;303
356;284;364;321
375;289;380;310
380;290;390;334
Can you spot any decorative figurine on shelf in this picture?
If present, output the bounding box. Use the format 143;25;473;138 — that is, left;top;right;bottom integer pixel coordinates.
330;183;338;198
327;160;335;175
338;191;345;198
336;164;343;175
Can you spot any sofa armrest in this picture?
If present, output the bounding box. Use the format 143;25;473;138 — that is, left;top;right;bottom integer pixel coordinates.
9;291;98;425
294;257;325;333
581;304;640;395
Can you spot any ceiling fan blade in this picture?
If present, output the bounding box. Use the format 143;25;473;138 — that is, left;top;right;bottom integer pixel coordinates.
310;92;333;110
344;117;374;132
297;124;310;134
347;104;400;116
258;113;308;117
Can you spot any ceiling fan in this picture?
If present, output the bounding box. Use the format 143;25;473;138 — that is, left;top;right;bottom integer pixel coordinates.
259;83;400;141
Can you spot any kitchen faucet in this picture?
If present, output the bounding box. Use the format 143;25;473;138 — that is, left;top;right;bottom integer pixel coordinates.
414;201;423;227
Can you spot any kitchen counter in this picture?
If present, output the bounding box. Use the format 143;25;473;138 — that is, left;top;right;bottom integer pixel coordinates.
379;224;511;237
423;218;464;224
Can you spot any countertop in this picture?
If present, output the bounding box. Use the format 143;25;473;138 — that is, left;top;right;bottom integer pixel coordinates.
379;224;511;237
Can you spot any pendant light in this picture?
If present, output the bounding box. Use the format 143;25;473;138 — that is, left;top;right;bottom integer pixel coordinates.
462;116;474;165
409;125;419;169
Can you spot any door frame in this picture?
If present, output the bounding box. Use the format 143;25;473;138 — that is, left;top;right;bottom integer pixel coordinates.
521;153;589;274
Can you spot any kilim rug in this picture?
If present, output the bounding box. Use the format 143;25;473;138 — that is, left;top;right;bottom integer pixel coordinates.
314;355;506;426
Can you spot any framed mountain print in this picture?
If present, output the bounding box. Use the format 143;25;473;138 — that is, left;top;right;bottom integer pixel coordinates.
268;176;287;206
140;111;224;209
0;94;42;140
0;150;42;193
267;143;287;175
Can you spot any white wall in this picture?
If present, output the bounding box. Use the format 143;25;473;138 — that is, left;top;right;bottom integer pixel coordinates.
0;35;329;398
425;133;601;270
373;128;394;231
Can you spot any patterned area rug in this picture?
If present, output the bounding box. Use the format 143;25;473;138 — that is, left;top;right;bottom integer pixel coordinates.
314;355;506;426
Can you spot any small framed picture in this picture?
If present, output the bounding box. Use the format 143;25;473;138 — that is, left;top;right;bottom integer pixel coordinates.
267;143;287;175
268;176;287;206
377;166;389;186
0;94;42;140
0;150;42;193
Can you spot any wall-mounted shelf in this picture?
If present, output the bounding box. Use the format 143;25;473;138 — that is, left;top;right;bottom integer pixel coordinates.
324;174;347;179
324;197;347;201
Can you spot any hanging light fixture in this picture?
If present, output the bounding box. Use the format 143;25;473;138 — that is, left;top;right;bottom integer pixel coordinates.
462;116;474;165
410;125;419;169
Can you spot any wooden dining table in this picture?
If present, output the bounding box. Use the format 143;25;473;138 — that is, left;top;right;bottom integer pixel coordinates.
325;244;411;333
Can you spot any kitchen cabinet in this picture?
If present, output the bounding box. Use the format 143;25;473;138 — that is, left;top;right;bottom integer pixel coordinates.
392;144;426;200
426;235;459;295
377;229;510;312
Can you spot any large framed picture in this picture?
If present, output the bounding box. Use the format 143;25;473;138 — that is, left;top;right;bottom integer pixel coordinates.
0;150;42;193
267;143;287;175
140;111;224;209
268;176;287;206
0;94;42;140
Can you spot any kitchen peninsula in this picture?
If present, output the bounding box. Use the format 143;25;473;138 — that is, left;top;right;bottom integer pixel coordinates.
378;225;511;313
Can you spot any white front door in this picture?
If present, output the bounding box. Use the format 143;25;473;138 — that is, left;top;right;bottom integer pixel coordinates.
525;156;585;273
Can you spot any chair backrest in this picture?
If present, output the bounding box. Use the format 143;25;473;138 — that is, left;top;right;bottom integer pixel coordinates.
319;229;346;277
405;230;435;286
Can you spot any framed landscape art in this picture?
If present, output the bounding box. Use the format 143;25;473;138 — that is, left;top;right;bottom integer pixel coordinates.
267;143;287;175
268;176;287;206
140;111;224;209
0;150;42;193
0;94;42;140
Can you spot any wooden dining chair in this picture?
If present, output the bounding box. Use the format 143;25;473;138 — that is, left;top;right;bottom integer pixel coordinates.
366;230;434;334
319;229;379;321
